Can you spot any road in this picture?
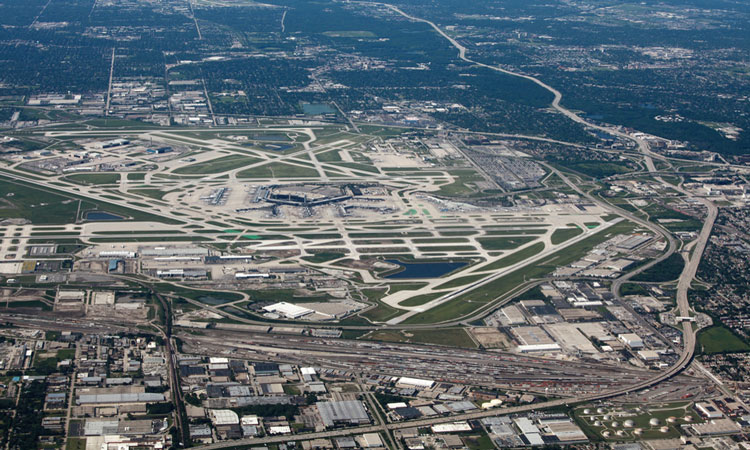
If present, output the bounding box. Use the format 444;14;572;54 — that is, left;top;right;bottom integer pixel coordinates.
371;0;717;359
105;47;115;116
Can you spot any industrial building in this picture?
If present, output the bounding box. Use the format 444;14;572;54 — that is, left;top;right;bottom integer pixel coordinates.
396;377;435;389
263;302;315;319
316;401;370;428
618;333;644;349
76;393;165;405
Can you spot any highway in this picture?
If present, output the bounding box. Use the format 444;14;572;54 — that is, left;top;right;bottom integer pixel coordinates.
369;0;717;365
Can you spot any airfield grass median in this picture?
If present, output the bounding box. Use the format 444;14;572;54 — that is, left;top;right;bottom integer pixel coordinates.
550;226;583;244
358;300;403;323
476;236;536;250
480;242;545;271
64;173;121;185
0;175;182;225
399;293;444;307
238;162;319;178
173;155;262;174
433;274;487;290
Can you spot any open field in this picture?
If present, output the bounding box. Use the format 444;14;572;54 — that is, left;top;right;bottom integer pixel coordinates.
362;328;477;348
697;326;750;354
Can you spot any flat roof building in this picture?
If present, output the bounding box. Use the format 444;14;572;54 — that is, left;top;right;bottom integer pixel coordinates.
618;333;644;349
431;422;471;433
210;409;240;426
696;401;723;419
316;400;370;428
396;377;434;389
263;302;314;319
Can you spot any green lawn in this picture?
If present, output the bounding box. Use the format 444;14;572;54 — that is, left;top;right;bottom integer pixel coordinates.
399;293;443;307
64;173;120;185
66;438;86;450
476;236;536;250
0;175;182;225
359;303;402;323
127;172;146;181
364;328;476;348
463;433;494;450
435;169;484;197
632;253;684;282
238;162;319;178
480;242;545;271
173;155;261;174
0;177;93;224
315;149;342;162
620;283;649;296
434;274;487;290
301;252;347;263
698;326;750;354
551;226;583;245
130;188;173;200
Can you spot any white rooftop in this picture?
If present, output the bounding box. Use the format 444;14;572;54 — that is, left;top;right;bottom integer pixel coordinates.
263;302;314;319
210;409;239;426
397;377;434;388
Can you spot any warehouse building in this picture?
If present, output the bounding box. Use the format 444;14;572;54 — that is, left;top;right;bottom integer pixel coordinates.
76;392;165;405
263;302;314;319
618;333;644;349
395;377;434;389
316;400;370;428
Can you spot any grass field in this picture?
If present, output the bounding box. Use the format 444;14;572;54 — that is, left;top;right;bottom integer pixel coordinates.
480;242;545;271
434;274;487;290
127;172;146;181
620;283;649;296
641;203;703;233
173;155;261;174
301;252;346;263
323;30;377;38
1;178;92;224
4;300;52;311
333;162;380;174
399;293;444;307
363;328;476;348
316;149;342;162
632;253;684;283
435;169;484;197
359;303;402;323
2;175;183;224
154;284;243;304
698;326;750;354
551;226;583;245
462;433;494;450
476;236;536;250
388;283;429;294
66;437;86;450
129;188;174;200
238;162;319;178
64;172;120;185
